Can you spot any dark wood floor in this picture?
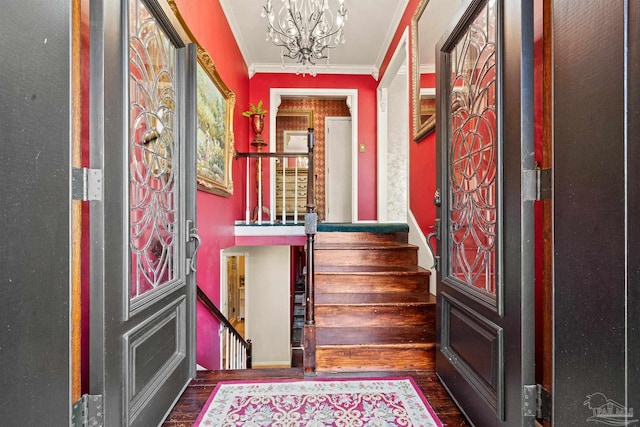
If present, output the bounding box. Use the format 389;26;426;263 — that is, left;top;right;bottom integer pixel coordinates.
164;368;469;426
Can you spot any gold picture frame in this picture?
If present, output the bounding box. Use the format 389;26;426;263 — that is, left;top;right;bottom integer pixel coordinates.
167;0;235;196
195;47;235;196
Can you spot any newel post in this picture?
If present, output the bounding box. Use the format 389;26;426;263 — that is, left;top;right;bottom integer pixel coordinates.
303;127;317;375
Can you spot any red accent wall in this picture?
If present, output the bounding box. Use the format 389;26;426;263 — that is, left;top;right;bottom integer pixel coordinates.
249;73;379;220
174;0;250;369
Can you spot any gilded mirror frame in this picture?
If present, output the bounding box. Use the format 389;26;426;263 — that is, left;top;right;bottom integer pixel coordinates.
412;0;436;142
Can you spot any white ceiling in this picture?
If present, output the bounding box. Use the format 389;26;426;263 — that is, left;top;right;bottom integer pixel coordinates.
219;0;466;79
220;0;409;79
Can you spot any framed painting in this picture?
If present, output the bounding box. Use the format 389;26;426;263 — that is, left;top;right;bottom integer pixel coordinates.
166;0;236;196
196;47;235;196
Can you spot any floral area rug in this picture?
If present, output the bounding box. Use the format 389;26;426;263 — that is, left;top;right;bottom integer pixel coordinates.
194;377;443;427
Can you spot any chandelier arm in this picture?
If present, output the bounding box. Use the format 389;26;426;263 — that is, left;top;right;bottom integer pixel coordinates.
263;0;347;69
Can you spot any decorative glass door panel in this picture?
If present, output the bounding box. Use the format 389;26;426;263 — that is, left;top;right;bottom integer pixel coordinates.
435;0;535;424
448;0;497;296
91;0;195;424
129;0;179;298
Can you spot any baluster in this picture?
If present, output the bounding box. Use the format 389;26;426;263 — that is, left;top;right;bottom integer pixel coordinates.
245;158;250;224
294;159;299;224
225;328;231;369
304;128;317;375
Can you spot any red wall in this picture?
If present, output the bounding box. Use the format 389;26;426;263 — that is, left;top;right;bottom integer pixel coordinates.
249;73;379;220
174;0;250;369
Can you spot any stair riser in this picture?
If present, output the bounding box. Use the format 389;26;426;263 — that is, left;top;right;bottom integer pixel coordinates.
316;346;435;371
315;248;418;267
315;273;429;294
316;232;408;246
316;326;435;345
316;305;433;328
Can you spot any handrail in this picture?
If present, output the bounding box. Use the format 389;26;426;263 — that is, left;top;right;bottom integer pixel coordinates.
235;151;308;159
197;286;252;369
235;148;312;224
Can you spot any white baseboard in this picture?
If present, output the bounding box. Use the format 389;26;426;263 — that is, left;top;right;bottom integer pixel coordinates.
251;361;291;369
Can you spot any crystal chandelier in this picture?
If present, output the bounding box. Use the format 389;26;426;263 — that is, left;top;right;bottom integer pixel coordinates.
262;0;348;72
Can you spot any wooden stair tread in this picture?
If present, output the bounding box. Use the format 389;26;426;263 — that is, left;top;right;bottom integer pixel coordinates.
315;265;430;274
316;326;434;345
317;342;435;350
315;292;436;306
306;227;436;372
316;242;418;250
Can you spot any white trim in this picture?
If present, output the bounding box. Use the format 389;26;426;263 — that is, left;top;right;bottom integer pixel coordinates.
269;88;359;223
251;360;292;368
252;63;378;79
234;225;305;237
219;249;250;369
420;88;436;96
377;28;409;222
374;0;410;75
408;210;436;295
420;64;436;75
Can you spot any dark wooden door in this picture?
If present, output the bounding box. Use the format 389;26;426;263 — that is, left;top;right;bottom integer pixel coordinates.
0;1;71;425
434;0;535;425
552;0;639;424
89;0;197;425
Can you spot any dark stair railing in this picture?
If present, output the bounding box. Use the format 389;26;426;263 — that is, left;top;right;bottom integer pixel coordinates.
303;128;317;375
197;286;252;369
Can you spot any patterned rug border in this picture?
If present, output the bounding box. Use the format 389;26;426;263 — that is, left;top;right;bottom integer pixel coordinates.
195;376;443;426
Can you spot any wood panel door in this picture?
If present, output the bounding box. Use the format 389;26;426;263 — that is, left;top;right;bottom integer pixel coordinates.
552;0;639;423
434;0;535;425
89;1;197;425
325;117;353;222
0;0;71;424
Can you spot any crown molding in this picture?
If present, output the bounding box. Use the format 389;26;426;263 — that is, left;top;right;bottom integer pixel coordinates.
219;0;251;71
251;63;379;79
374;0;410;72
420;64;436;74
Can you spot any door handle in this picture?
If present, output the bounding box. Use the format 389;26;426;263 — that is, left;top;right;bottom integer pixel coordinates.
425;218;441;271
186;220;201;275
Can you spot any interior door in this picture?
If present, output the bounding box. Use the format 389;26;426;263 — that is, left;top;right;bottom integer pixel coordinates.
552;0;639;423
325;117;352;222
434;0;535;425
0;1;71;424
90;1;197;425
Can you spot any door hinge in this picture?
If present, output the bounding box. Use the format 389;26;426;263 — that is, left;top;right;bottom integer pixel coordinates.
523;167;551;201
72;167;103;201
523;384;552;422
72;394;103;427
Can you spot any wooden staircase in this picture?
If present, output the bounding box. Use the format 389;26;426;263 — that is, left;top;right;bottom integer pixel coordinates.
313;228;435;372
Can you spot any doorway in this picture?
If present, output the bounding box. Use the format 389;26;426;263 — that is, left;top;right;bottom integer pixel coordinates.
221;251;248;339
269;89;359;222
